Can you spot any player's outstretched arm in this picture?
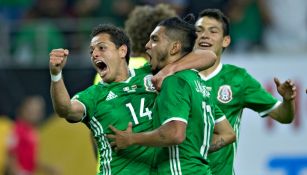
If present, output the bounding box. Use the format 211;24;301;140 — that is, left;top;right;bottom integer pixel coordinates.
268;78;296;124
49;48;84;122
152;49;216;90
107;120;186;150
209;118;236;153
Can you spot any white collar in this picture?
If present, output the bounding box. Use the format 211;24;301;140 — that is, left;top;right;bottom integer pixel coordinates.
99;67;135;85
199;63;223;81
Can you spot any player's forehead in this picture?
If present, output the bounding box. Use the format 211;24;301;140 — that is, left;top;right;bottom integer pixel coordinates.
150;26;167;38
90;33;114;47
195;16;223;30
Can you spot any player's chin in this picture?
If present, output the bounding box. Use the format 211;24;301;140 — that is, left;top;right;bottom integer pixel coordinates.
102;77;112;83
150;64;158;74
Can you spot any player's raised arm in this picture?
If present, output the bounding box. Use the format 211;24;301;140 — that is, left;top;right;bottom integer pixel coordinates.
268;78;296;123
49;48;84;122
152;49;216;90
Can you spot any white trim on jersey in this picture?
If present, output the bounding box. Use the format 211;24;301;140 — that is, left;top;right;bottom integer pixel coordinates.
199;63;223;81
122;67;136;83
71;99;87;121
169;145;182;175
90;117;112;175
190;69;199;72
232;108;243;175
200;108;214;159
162;117;187;125
215;115;226;124
200;115;209;158
99;67;136;85
259;100;282;117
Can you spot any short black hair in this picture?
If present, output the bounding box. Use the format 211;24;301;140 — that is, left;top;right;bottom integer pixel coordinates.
198;9;230;36
158;14;197;56
91;24;131;64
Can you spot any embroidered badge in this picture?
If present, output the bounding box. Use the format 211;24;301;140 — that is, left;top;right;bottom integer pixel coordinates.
217;85;232;103
123;85;137;93
144;75;156;92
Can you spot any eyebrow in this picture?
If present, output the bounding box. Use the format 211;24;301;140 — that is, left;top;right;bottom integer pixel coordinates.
196;25;220;31
90;42;107;49
150;34;158;39
209;26;220;30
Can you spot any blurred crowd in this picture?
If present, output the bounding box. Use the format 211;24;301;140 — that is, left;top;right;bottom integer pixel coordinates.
0;0;306;68
0;95;97;175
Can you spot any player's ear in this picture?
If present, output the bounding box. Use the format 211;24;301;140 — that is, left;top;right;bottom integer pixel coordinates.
170;41;181;55
222;35;231;48
119;45;128;59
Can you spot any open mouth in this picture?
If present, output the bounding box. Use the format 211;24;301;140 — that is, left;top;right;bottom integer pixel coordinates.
145;52;152;61
95;60;107;71
197;40;212;49
198;41;212;48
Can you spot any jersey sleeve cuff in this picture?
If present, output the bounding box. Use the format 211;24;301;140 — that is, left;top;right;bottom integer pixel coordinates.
215;115;226;124
259;101;282;117
71;99;87;121
162;117;187;125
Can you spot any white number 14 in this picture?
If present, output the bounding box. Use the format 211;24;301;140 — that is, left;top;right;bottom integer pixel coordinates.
125;98;152;125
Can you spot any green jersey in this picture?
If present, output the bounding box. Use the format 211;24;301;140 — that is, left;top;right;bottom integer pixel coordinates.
72;65;157;175
153;70;226;175
200;64;280;175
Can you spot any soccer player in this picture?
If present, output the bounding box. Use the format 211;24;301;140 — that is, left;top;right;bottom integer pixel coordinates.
49;24;217;175
107;15;236;175
93;4;177;84
194;9;296;175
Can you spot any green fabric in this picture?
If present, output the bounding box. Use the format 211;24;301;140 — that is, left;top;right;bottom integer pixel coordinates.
73;65;157;175
202;64;279;175
153;70;224;175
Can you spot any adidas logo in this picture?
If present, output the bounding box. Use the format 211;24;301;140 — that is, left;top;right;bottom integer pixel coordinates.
106;91;118;101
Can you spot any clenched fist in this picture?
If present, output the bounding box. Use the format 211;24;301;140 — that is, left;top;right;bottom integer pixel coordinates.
49;48;69;75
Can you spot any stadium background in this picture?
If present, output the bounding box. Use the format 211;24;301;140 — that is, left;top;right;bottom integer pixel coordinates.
0;0;306;175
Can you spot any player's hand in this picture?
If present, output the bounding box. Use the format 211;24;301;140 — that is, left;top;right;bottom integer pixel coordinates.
107;122;133;151
274;77;296;101
152;64;175;91
49;48;69;75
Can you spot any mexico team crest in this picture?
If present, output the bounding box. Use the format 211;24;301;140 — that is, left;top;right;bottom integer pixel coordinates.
217;85;232;103
144;75;156;92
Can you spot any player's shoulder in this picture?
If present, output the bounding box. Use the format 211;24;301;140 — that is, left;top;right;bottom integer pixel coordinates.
72;84;103;101
173;69;199;80
84;83;108;94
175;69;198;76
132;63;152;76
164;70;199;85
223;64;246;72
222;64;248;76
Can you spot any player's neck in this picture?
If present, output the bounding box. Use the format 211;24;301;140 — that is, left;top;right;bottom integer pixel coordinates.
200;57;221;76
114;63;130;82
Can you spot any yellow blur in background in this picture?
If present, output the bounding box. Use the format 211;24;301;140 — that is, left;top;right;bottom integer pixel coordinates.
0;116;12;174
36;115;96;175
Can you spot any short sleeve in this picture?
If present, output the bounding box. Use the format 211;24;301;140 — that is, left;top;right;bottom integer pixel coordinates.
213;105;226;124
71;88;96;121
155;76;191;125
242;71;279;117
